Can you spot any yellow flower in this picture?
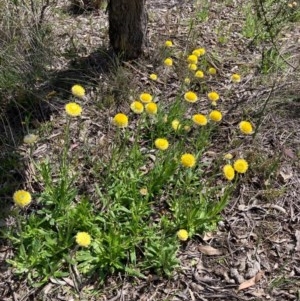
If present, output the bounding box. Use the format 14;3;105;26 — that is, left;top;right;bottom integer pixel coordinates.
165;40;173;47
195;70;204;78
187;54;198;65
233;159;249;173
223;165;235;181
224;153;233;160
184;77;191;84
195;48;206;56
140;187;148;196
177;229;189;241
164;58;173;66
184;91;198;103
209;110;222;122
13;190;32;208
181;153;196;168
207;91;220;102
192;49;201;57
71;84;85;98
140;93;153;103
188;63;197;71
65;102;82;117
149;73;158;81
75;232;91;247
23;134;38;144
145;102;158;115
239;121;253;135
130;101;144;114
192;114;207;126
113;113;128;128
184;125;191;132
208;67;217;75
172;119;181;131
231;73;241;83
155;138;169;150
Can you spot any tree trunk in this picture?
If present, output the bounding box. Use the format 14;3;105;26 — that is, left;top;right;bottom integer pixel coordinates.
108;0;146;60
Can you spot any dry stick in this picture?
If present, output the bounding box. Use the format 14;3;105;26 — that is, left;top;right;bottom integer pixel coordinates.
257;0;297;70
252;80;276;139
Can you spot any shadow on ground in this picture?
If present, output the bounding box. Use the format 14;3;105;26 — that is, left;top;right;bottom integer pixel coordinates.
0;47;116;300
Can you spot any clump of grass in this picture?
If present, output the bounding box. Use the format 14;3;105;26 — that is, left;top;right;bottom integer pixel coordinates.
4;43;255;287
0;0;55;102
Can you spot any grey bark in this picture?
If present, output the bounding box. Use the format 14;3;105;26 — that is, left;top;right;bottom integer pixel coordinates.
108;0;147;59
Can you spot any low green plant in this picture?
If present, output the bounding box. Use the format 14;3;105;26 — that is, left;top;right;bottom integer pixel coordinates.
242;0;299;73
242;4;258;39
194;0;210;22
4;43;254;286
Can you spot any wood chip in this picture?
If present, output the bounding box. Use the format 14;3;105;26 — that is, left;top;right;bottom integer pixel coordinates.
198;245;222;255
295;230;300;252
238;271;264;291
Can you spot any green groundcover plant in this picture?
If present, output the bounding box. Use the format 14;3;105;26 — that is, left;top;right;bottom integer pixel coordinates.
4;43;255;287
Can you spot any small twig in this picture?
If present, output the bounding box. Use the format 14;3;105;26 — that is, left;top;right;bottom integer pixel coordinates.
253;80;277;139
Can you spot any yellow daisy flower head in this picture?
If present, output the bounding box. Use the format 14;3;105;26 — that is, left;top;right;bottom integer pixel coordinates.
71;84;85;98
184;125;191;132
23;134;38;144
181;153;196;168
177;229;189;241
13;190;32;208
196;48;206;56
239;121;253;135
195;70;204;78
149;73;158;81
172;119;181;131
165;40;173;47
184;77;191;84
192;49;201;57
187;54;198;65
233;159;248;173
75;232;91;247
224;153;233;160
130;101;144;114
154;138;169;151
145;102;158;115
113;113;128;128
209;110;222;122
65;102;82;117
207;91;220;102
231;73;241;83
223;164;235;181
164;57;173;67
139;187;148;196
208;67;217;75
140;93;153;103
188;63;197;71
184;91;198;103
192;114;207;126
